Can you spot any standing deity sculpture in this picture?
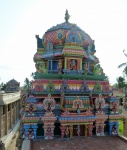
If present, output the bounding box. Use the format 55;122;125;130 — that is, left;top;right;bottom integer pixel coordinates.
70;59;77;70
57;59;63;74
76;125;80;136
84;63;88;75
65;126;70;139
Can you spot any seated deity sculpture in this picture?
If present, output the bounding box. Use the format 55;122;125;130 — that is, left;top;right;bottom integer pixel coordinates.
28;103;34;115
70;59;76;70
97;126;103;135
28;128;34;139
111;102;118;113
45;127;53;139
84;63;88;71
46;102;52;114
112;124;117;135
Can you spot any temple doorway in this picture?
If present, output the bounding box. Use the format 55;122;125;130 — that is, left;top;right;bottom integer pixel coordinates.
37;124;44;137
54;122;61;136
73;125;85;136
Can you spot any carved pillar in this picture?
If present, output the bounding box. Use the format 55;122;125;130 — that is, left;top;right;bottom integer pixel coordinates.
32;124;38;139
77;59;80;70
124;118;127;137
84;124;87;137
87;124;94;137
5;105;8;134
64;58;67;69
80;59;82;70
67;59;71;69
60;126;66;138
0;106;3;137
10;103;13;128
69;125;73;138
109;122;114;135
24;124;30;139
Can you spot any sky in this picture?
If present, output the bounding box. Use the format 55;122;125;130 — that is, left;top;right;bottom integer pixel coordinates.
0;0;127;86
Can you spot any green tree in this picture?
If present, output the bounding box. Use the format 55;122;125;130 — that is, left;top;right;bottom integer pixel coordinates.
116;76;126;89
23;78;31;92
118;50;127;76
0;82;6;91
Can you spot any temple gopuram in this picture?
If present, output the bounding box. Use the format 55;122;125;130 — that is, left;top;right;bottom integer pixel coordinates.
20;10;123;140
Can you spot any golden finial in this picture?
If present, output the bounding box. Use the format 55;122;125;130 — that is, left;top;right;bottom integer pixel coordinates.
65;9;70;23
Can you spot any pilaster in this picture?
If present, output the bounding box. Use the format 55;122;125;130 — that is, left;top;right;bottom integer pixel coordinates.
0;106;3;137
5;105;8;134
69;125;73;138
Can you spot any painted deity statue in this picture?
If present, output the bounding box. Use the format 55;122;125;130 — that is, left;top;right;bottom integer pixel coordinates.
45;127;53;139
57;59;63;74
93;64;102;75
76;125;80;136
96;126;104;135
77;104;81;115
111;101;118;113
46;102;52;114
28;102;34;115
84;63;88;75
65;126;70;139
35;61;48;73
70;59;76;70
112;124;117;135
28;128;34;139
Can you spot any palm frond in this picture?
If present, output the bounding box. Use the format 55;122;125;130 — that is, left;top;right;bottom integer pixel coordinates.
118;62;127;68
123;49;127;57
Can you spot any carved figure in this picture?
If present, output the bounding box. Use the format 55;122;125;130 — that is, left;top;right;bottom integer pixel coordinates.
77;104;81;115
111;101;118;113
87;125;93;137
46;41;53;51
93;64;102;75
70;59;76;70
28;102;34;115
35;61;48;73
112;124;117;135
76;125;80;136
45;127;53;139
28;128;34;139
84;63;88;71
65;126;70;139
97;126;104;135
46;102;52;114
57;59;63;74
95;95;105;113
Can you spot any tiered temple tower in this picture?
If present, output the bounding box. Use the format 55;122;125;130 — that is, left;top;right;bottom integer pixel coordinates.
20;10;123;139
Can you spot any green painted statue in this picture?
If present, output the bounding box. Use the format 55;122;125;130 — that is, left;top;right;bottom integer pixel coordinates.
35;61;48;73
93;64;102;75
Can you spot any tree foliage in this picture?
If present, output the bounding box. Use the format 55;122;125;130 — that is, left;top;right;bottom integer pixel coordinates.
118;50;127;76
23;78;31;92
0;82;6;91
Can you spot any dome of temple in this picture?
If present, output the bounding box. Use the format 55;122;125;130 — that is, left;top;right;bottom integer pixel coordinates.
42;10;93;50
